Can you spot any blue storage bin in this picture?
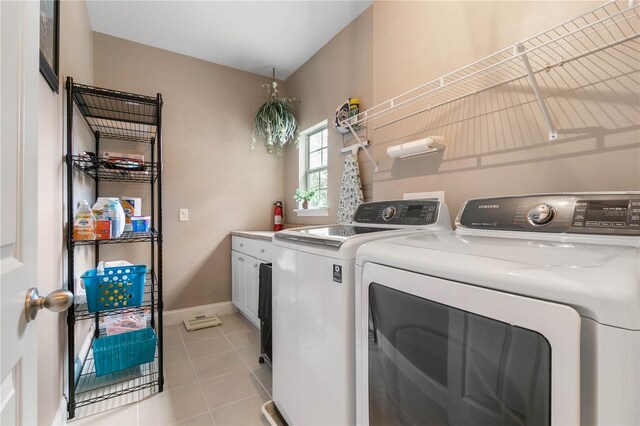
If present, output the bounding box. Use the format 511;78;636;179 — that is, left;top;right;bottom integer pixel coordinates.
82;265;147;313
93;328;157;376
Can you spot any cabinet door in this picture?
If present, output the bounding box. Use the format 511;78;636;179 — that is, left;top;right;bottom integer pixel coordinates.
243;256;260;327
231;251;245;311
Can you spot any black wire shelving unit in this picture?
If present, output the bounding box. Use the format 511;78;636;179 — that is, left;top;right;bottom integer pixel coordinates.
65;77;164;419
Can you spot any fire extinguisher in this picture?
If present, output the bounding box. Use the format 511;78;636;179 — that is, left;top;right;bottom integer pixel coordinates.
274;201;283;231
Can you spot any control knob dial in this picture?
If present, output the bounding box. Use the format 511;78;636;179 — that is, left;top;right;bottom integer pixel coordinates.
527;203;556;226
382;206;397;221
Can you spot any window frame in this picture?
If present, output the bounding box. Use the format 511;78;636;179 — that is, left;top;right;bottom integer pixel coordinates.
298;120;329;212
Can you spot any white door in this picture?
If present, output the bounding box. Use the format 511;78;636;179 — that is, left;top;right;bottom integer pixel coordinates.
242;256;259;326
231;251;245;311
1;1;40;424
358;263;582;426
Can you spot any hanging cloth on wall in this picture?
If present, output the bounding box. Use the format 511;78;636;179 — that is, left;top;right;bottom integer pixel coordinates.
337;153;364;224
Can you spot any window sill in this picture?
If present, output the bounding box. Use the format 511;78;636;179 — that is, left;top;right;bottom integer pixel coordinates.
294;207;329;217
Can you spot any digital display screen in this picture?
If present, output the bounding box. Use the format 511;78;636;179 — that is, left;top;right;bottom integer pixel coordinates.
586;200;628;221
406;205;424;218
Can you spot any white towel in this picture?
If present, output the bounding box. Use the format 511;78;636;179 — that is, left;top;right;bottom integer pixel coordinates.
337;153;364;224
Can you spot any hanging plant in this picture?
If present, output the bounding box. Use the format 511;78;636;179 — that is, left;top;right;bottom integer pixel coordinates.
251;69;299;155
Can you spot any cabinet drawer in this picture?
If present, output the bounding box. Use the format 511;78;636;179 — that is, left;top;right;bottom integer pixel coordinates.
232;236;272;262
232;236;249;252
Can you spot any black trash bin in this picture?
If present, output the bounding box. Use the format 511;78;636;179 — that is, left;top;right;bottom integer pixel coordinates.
258;263;272;365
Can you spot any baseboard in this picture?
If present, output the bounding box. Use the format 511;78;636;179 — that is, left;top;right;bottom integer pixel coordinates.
162;301;237;326
51;396;67;426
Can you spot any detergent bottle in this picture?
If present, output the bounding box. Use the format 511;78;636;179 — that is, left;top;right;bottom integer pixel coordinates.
73;200;96;240
106;199;124;238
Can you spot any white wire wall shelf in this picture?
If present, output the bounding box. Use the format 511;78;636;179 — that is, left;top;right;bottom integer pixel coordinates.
343;0;640;142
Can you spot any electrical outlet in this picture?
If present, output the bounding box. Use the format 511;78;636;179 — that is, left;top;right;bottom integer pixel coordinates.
179;208;189;222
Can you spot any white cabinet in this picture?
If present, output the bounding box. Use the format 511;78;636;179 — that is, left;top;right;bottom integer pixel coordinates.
231;236;272;328
243;257;260;324
231;251;245;311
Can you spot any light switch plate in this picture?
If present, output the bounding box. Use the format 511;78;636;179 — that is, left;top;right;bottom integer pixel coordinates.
179;208;189;222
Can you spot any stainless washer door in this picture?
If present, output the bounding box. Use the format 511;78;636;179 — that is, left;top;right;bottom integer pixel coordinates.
357;263;581;426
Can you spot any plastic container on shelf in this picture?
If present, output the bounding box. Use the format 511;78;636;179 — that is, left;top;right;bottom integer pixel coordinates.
131;216;150;233
92;327;157;376
107;199;124;238
121;197;142;232
101;311;148;336
73;200;96;241
81;265;147;313
95;220;111;240
92;197;126;237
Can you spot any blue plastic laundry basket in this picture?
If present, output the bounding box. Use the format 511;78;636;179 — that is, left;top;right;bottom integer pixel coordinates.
81;265;147;313
93;327;157;376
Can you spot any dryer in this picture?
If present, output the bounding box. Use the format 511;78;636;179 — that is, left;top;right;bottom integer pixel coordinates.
355;192;640;426
272;199;452;425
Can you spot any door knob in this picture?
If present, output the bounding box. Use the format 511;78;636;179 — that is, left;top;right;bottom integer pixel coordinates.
25;288;74;322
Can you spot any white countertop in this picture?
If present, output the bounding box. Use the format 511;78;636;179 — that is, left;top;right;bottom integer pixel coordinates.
230;230;276;241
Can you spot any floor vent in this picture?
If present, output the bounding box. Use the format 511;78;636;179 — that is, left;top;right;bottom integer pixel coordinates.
183;314;222;331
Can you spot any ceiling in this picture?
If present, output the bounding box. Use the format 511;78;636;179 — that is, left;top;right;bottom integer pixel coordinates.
87;1;372;80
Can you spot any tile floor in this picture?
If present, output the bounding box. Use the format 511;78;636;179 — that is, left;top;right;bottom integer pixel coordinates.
72;313;272;426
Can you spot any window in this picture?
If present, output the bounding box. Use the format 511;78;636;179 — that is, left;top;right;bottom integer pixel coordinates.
306;128;328;208
299;121;329;210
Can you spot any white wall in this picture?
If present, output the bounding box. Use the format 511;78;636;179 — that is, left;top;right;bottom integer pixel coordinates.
282;1;639;223
370;1;640;219
37;1;94;424
93;33;285;310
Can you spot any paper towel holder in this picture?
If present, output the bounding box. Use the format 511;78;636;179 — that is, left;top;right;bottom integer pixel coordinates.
387;136;446;159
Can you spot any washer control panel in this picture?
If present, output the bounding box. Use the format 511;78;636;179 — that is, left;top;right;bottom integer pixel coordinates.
457;193;640;235
571;199;640;231
354;200;440;226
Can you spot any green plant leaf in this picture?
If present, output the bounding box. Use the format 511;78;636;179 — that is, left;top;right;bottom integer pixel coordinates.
252;96;299;155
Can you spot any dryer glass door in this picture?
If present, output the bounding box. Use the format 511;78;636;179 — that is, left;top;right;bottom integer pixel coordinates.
358;264;581;426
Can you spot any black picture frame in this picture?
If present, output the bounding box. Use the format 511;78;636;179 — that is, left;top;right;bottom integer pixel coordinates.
40;0;59;93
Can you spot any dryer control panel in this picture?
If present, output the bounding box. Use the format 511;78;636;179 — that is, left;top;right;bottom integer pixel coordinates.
457;193;640;235
354;200;440;226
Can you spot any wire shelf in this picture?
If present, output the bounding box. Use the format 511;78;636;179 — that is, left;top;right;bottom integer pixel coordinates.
344;1;640;130
71;155;158;183
72;229;158;246
74;272;157;321
75;347;159;408
71;83;159;143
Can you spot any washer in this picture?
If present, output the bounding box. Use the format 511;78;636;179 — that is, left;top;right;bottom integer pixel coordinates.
272;199;452;426
355;192;640;426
